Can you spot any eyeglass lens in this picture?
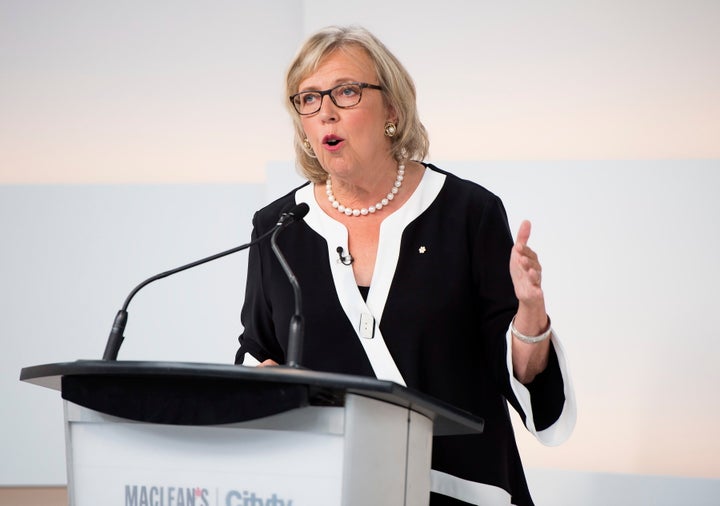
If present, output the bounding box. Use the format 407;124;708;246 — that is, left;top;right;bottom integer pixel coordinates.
293;83;365;115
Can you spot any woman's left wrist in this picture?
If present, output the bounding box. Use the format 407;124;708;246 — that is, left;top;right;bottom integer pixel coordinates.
511;314;552;344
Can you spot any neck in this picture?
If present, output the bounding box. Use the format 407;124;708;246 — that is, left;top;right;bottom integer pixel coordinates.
325;160;406;218
331;158;397;197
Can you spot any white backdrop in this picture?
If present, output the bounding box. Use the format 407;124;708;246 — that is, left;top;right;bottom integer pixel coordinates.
1;1;719;504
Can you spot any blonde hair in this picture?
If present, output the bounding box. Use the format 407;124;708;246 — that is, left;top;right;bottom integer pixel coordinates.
285;26;429;183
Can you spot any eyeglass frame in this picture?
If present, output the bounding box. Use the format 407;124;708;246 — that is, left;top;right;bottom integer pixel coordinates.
289;82;383;115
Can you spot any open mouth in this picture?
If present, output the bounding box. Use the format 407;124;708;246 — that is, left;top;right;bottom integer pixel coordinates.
322;135;344;147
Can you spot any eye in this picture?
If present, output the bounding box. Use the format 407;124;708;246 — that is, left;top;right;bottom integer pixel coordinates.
301;93;319;105
337;84;360;97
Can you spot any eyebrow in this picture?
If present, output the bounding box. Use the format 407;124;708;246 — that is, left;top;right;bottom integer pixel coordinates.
298;78;359;93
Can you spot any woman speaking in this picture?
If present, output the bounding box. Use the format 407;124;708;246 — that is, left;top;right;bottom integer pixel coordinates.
235;26;575;506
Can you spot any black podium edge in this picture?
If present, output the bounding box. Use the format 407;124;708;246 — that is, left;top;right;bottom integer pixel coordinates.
20;360;484;436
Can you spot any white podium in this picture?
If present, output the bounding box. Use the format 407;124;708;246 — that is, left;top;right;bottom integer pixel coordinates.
21;361;484;506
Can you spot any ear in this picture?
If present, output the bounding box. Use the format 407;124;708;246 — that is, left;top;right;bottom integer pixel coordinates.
385;102;398;124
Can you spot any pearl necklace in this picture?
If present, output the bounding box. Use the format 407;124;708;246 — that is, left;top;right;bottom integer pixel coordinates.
325;162;405;217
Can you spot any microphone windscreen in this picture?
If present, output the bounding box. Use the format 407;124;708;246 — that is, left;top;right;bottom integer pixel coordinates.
290;202;310;219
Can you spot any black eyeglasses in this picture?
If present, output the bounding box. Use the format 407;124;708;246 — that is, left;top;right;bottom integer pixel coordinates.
290;82;383;115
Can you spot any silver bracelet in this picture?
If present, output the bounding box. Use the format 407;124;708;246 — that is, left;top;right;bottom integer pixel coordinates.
511;315;552;344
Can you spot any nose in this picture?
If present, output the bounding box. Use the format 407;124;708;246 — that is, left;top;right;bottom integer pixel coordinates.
317;94;339;122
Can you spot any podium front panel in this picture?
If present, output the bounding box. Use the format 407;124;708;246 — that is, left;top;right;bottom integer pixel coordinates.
65;401;344;506
63;393;433;506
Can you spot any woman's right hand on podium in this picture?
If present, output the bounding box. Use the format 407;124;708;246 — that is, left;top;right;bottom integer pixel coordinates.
258;359;279;367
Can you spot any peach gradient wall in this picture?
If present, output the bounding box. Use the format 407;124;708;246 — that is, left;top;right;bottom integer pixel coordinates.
2;0;719;495
2;1;717;185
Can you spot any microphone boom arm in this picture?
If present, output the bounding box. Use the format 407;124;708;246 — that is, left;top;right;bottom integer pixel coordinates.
270;223;304;368
102;226;277;361
101;202;309;362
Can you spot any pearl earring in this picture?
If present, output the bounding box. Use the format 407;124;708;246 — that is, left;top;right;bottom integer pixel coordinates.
384;121;397;138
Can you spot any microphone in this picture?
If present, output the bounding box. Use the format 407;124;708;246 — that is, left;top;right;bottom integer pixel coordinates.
336;246;354;265
270;202;310;368
102;202;310;361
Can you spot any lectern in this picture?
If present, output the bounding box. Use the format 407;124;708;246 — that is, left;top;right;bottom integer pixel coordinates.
21;361;483;506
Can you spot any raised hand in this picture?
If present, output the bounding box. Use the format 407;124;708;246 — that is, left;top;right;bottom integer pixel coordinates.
510;220;544;307
508;220;552;383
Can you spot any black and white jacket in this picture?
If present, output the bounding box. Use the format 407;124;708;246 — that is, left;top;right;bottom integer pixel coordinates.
236;164;576;506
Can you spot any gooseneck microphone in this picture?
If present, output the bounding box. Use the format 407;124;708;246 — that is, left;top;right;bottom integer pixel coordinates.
270;202;310;368
102;202;310;361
